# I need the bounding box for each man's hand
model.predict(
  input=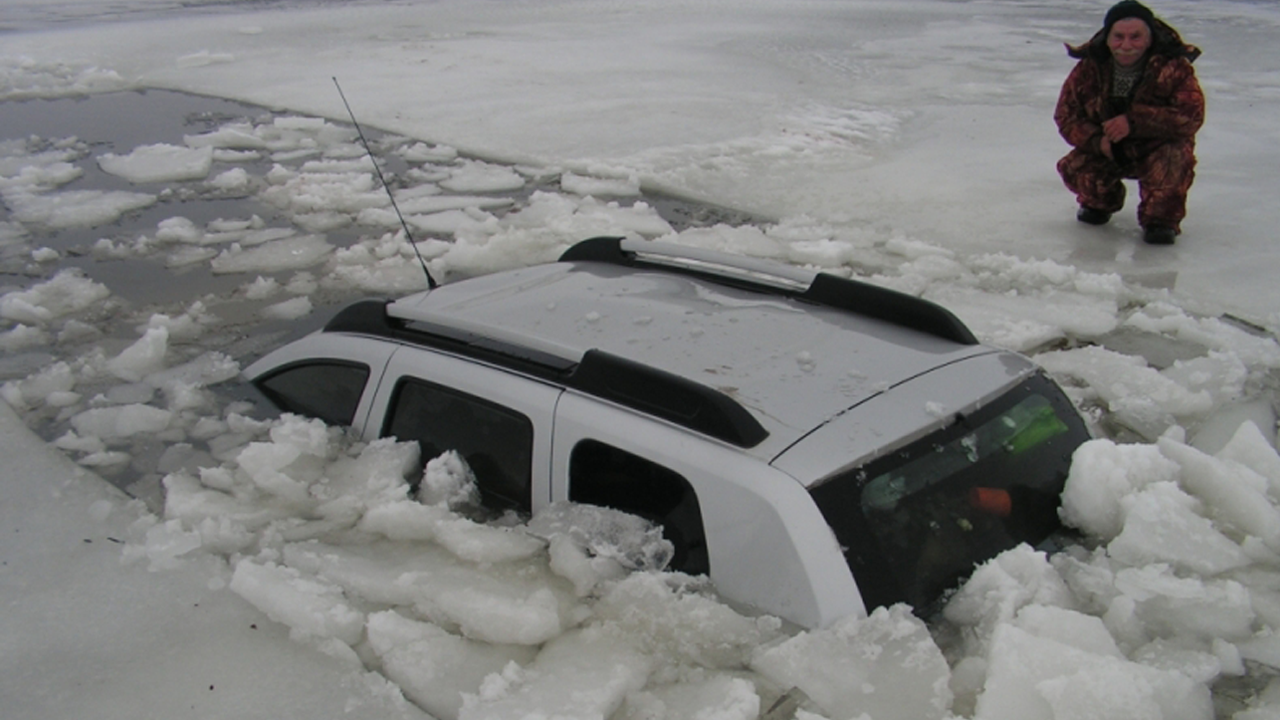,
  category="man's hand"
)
[1100,136,1114,159]
[1102,115,1131,143]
